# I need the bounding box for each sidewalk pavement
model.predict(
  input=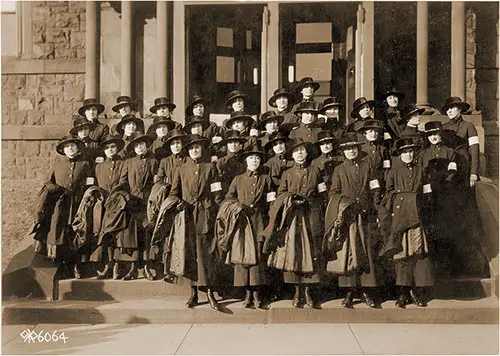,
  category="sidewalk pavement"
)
[2,323,498,355]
